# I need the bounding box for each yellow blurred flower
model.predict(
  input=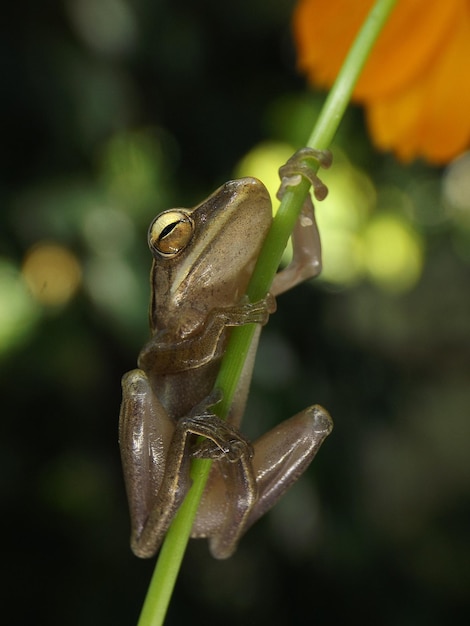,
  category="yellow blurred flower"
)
[294,0,470,164]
